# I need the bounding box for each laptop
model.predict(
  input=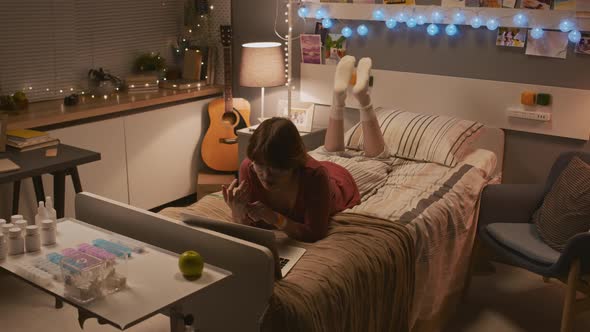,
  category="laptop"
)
[181,212,306,278]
